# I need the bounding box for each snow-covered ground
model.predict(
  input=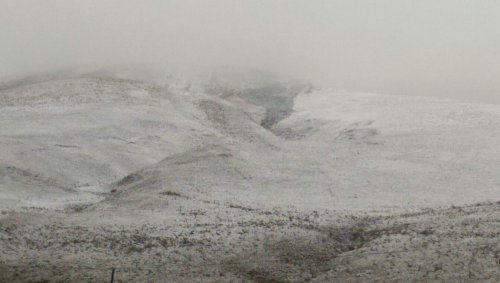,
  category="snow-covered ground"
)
[1,74,499,282]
